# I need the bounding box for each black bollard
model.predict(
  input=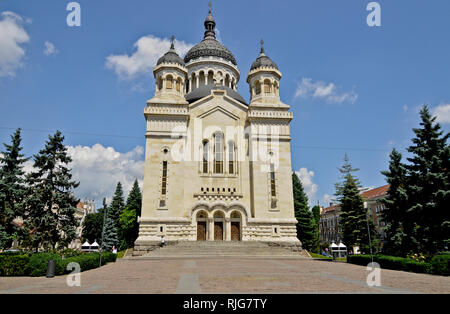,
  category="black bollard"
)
[46,259,56,278]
